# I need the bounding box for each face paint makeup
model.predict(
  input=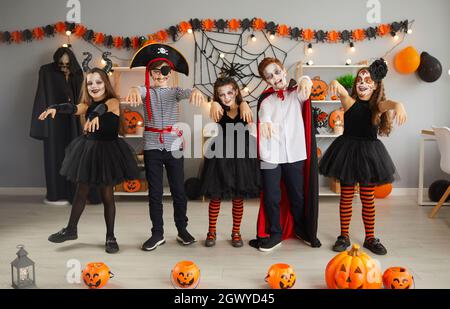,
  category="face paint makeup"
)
[263,63,287,90]
[356,69,377,99]
[217,84,238,108]
[87,72,106,101]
